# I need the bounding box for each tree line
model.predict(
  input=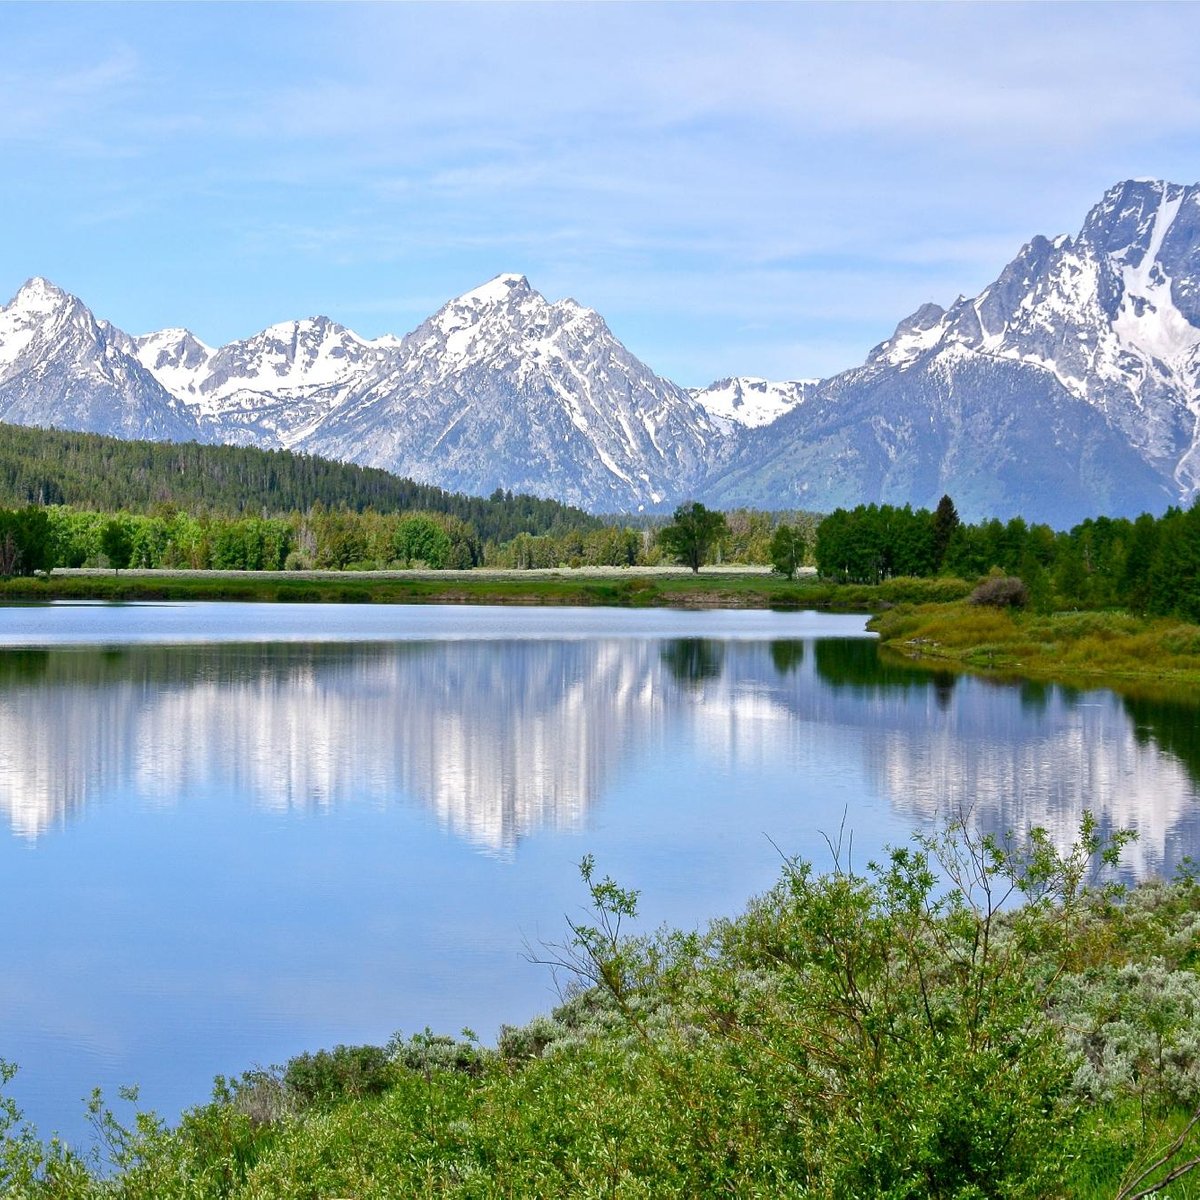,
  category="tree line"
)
[1,473,1196,624]
[815,495,1200,621]
[0,422,599,544]
[0,501,820,575]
